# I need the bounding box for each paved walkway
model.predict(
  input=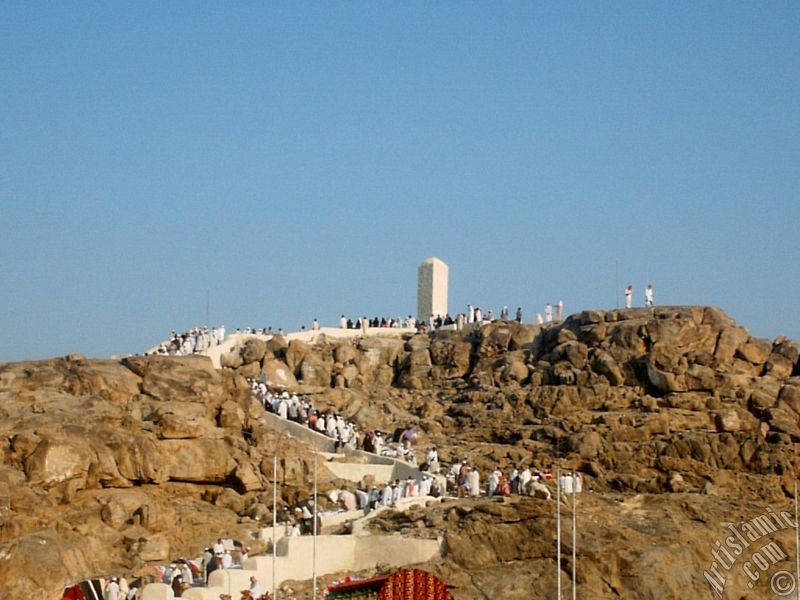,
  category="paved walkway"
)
[140,392,446,600]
